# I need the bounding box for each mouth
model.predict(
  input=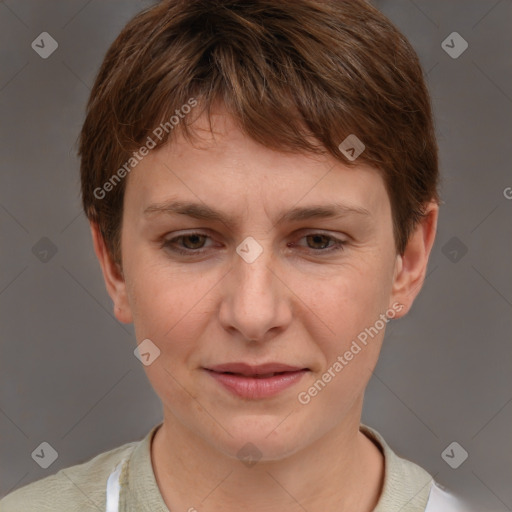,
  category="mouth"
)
[216,371,294,378]
[205,362,308,376]
[203,363,310,399]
